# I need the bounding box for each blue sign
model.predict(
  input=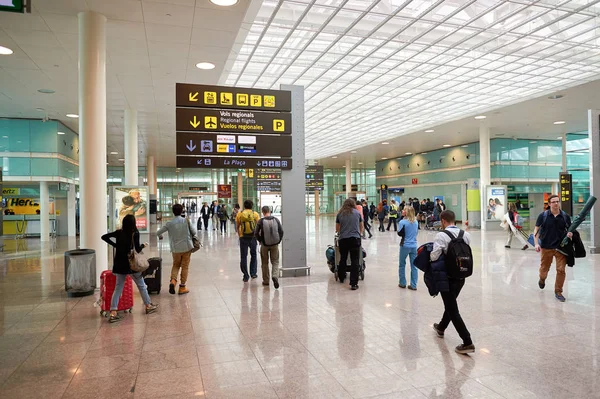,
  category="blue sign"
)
[491,188,505,196]
[238,145,256,154]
